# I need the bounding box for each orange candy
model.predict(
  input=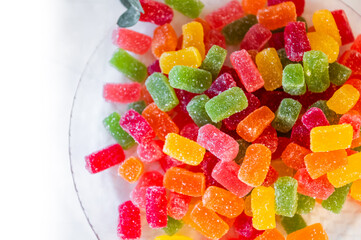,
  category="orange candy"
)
[183,202,210,236]
[194,18,211,39]
[281,142,311,170]
[352,136,361,148]
[255,228,285,240]
[237,106,275,142]
[286,223,328,240]
[152,24,178,59]
[242,0,267,15]
[142,103,179,141]
[257,2,297,30]
[244,195,253,216]
[141,85,154,104]
[118,157,144,183]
